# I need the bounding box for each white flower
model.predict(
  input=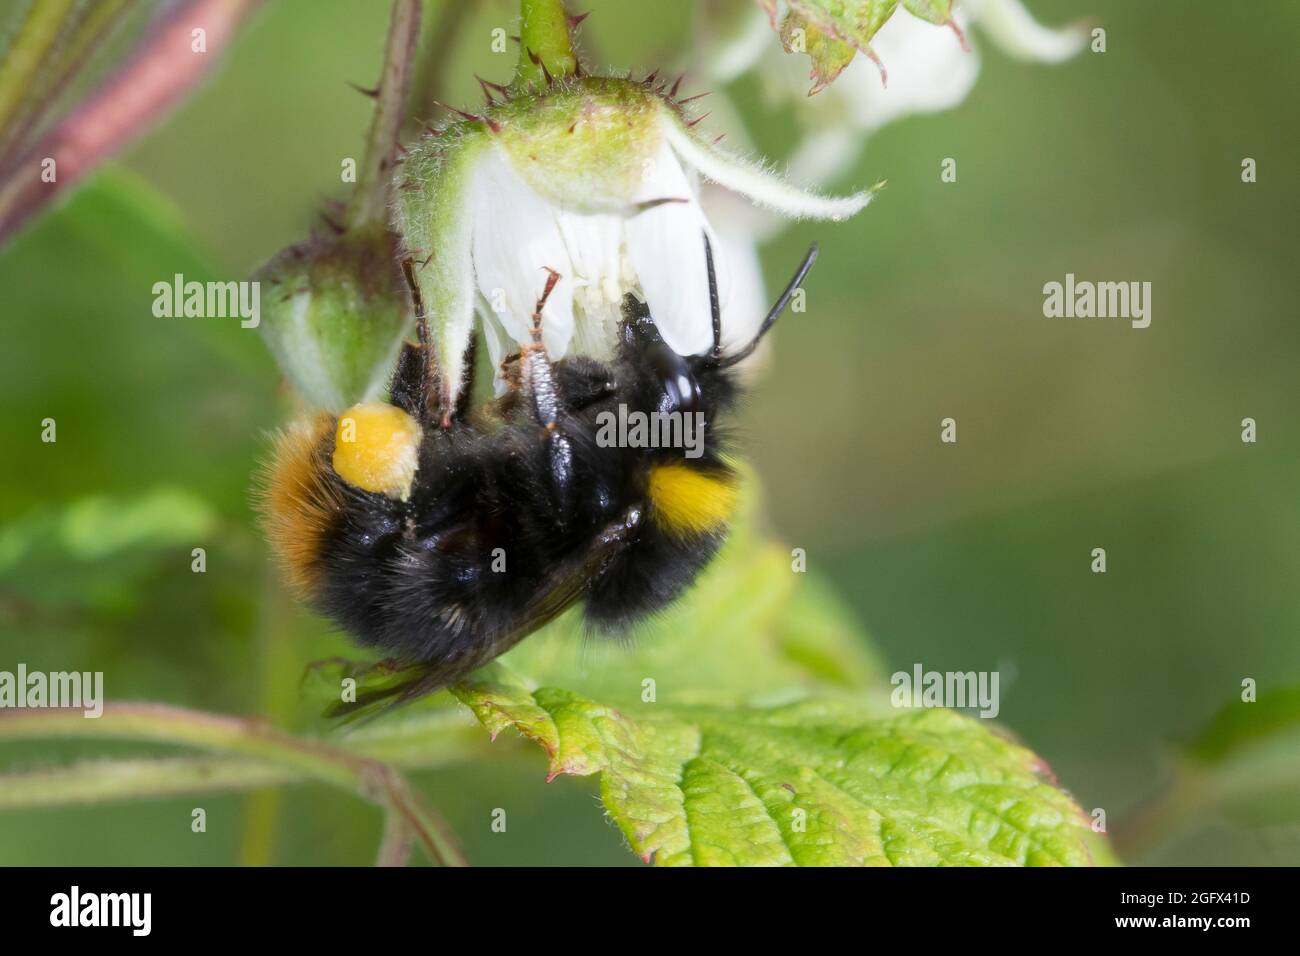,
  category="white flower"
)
[721,0,1090,186]
[395,77,877,406]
